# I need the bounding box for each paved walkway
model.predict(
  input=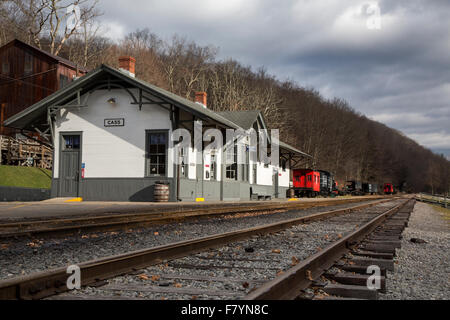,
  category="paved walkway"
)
[0,196,381,222]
